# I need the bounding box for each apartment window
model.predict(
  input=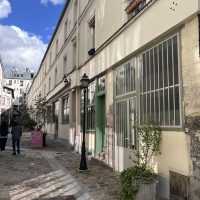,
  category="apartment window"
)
[115,59,136,96]
[63,56,67,75]
[14,80,16,84]
[21,74,23,77]
[20,80,23,86]
[49,77,51,92]
[49,52,52,67]
[62,96,69,123]
[72,39,77,68]
[56,39,59,56]
[2,97,5,105]
[73,0,77,25]
[88,15,95,53]
[140,35,180,126]
[31,73,34,78]
[115,97,137,148]
[55,68,57,86]
[87,81,96,130]
[64,19,68,40]
[9,80,12,86]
